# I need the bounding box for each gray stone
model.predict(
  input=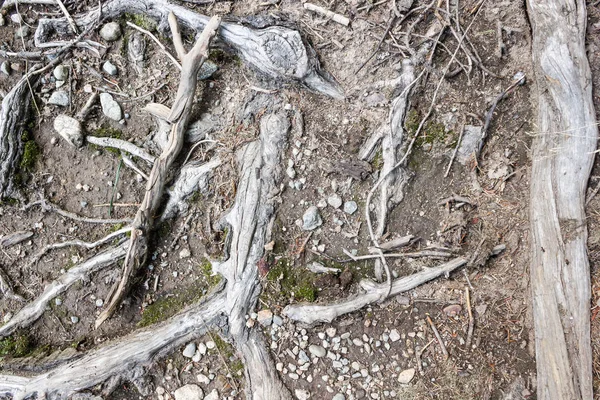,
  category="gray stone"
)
[197,60,218,80]
[332,394,346,400]
[174,384,204,400]
[456,125,482,164]
[398,368,415,384]
[308,344,326,358]
[196,373,210,384]
[53,65,68,81]
[14,25,29,39]
[327,194,342,209]
[103,60,118,76]
[0,61,10,75]
[389,329,400,342]
[204,390,218,400]
[182,342,196,358]
[99,22,121,41]
[295,389,310,400]
[10,14,21,24]
[302,206,322,231]
[70,316,79,324]
[298,350,310,365]
[54,115,83,147]
[95,299,104,307]
[343,201,358,215]
[48,91,70,107]
[100,92,122,121]
[272,315,284,326]
[257,309,273,326]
